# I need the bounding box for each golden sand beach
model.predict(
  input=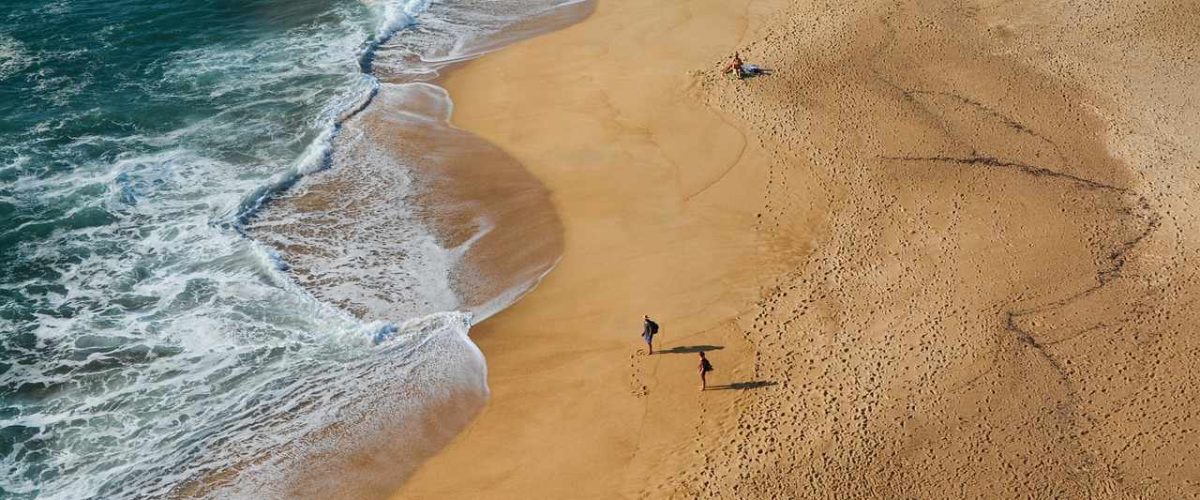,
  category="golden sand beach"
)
[393,0,1200,497]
